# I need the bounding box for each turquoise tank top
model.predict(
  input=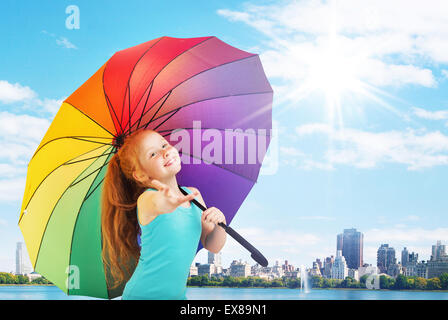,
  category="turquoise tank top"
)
[121,186,202,300]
